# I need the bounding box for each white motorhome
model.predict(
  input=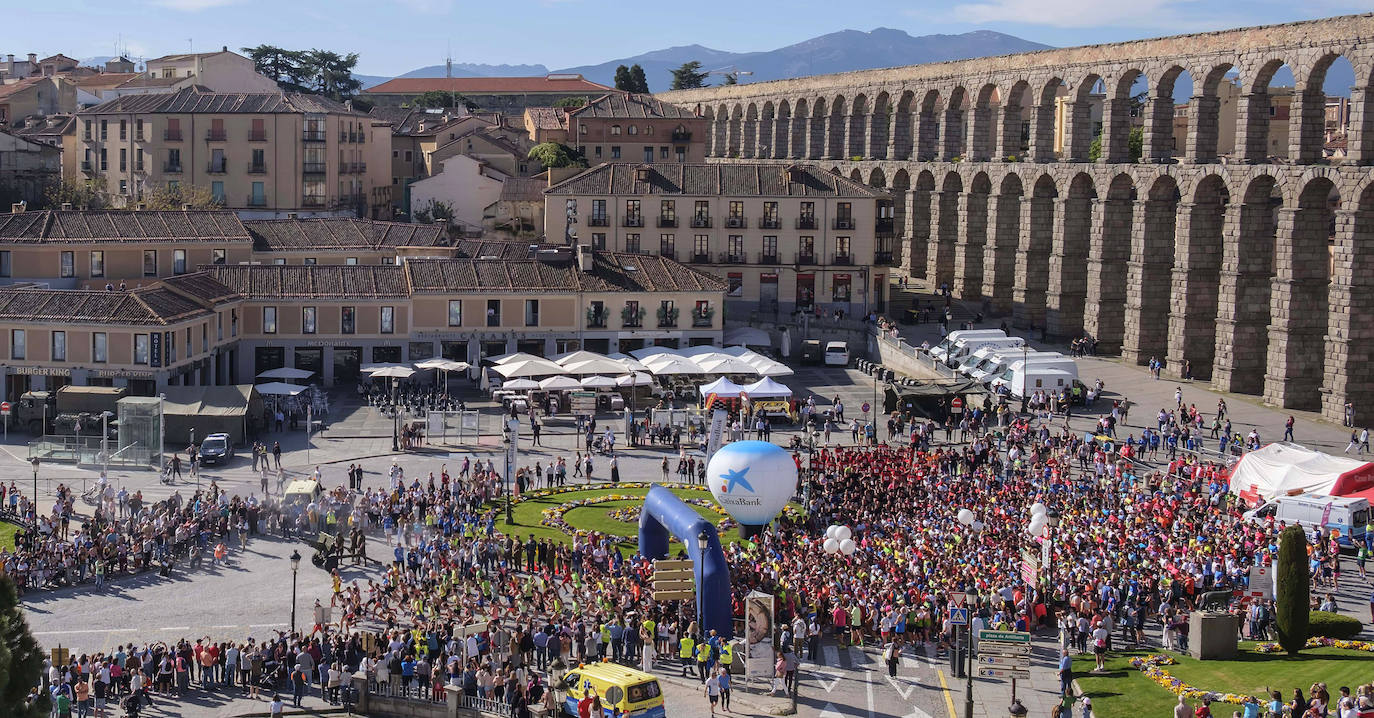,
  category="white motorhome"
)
[968,351,1067,382]
[991,363,1080,398]
[1243,494,1370,549]
[929,329,1005,362]
[946,336,1026,369]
